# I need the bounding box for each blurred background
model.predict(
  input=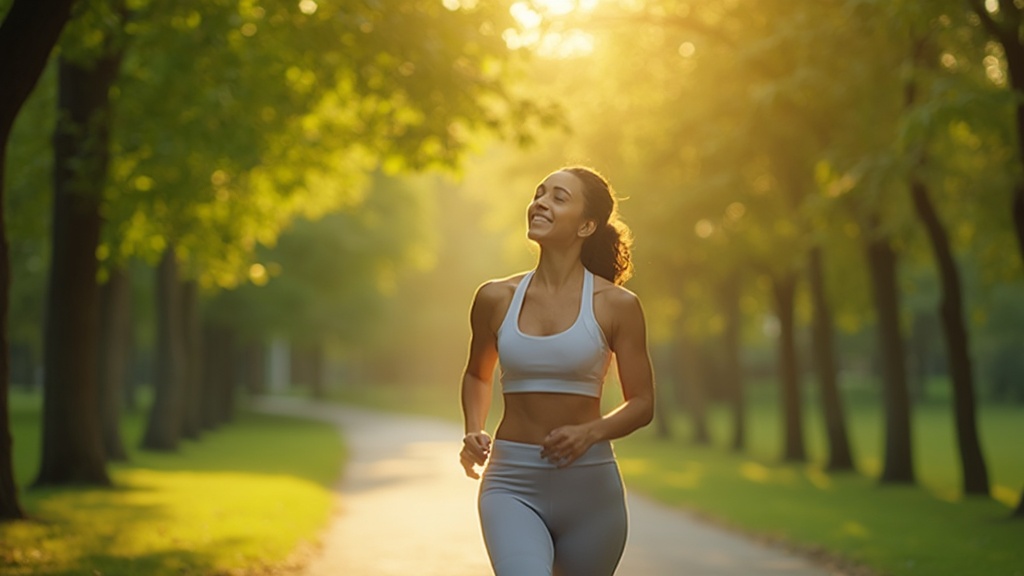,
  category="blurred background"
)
[2,0,1024,571]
